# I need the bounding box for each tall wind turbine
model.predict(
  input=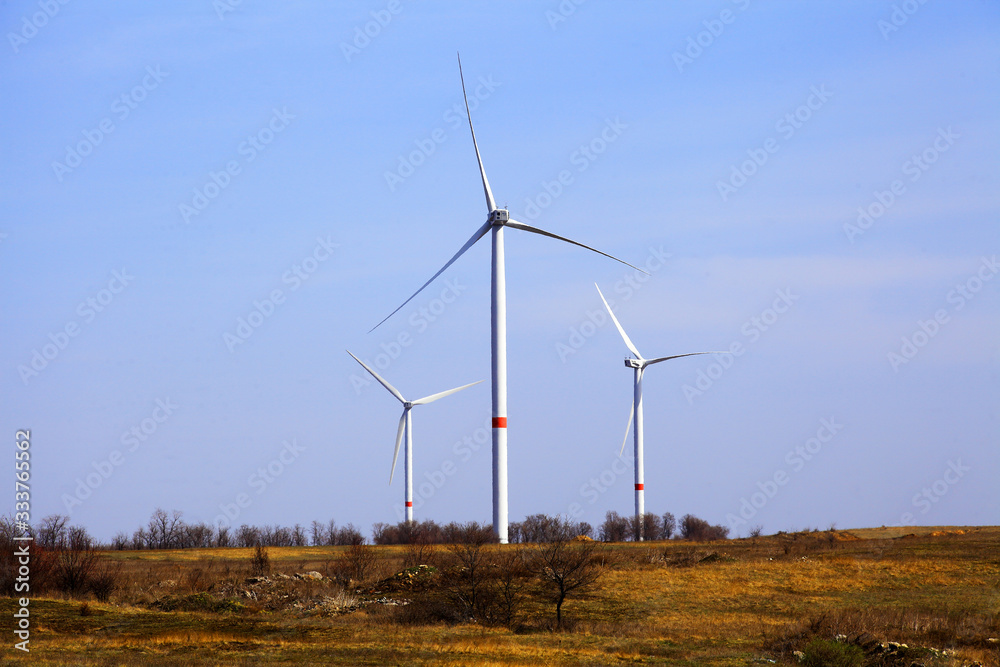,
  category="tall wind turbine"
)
[347,350,482,522]
[595,284,722,541]
[370,55,644,543]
